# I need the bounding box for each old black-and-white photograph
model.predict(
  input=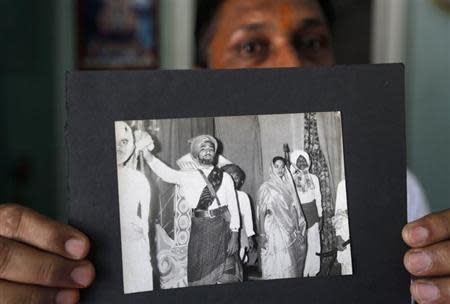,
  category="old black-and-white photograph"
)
[114,112,352,294]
